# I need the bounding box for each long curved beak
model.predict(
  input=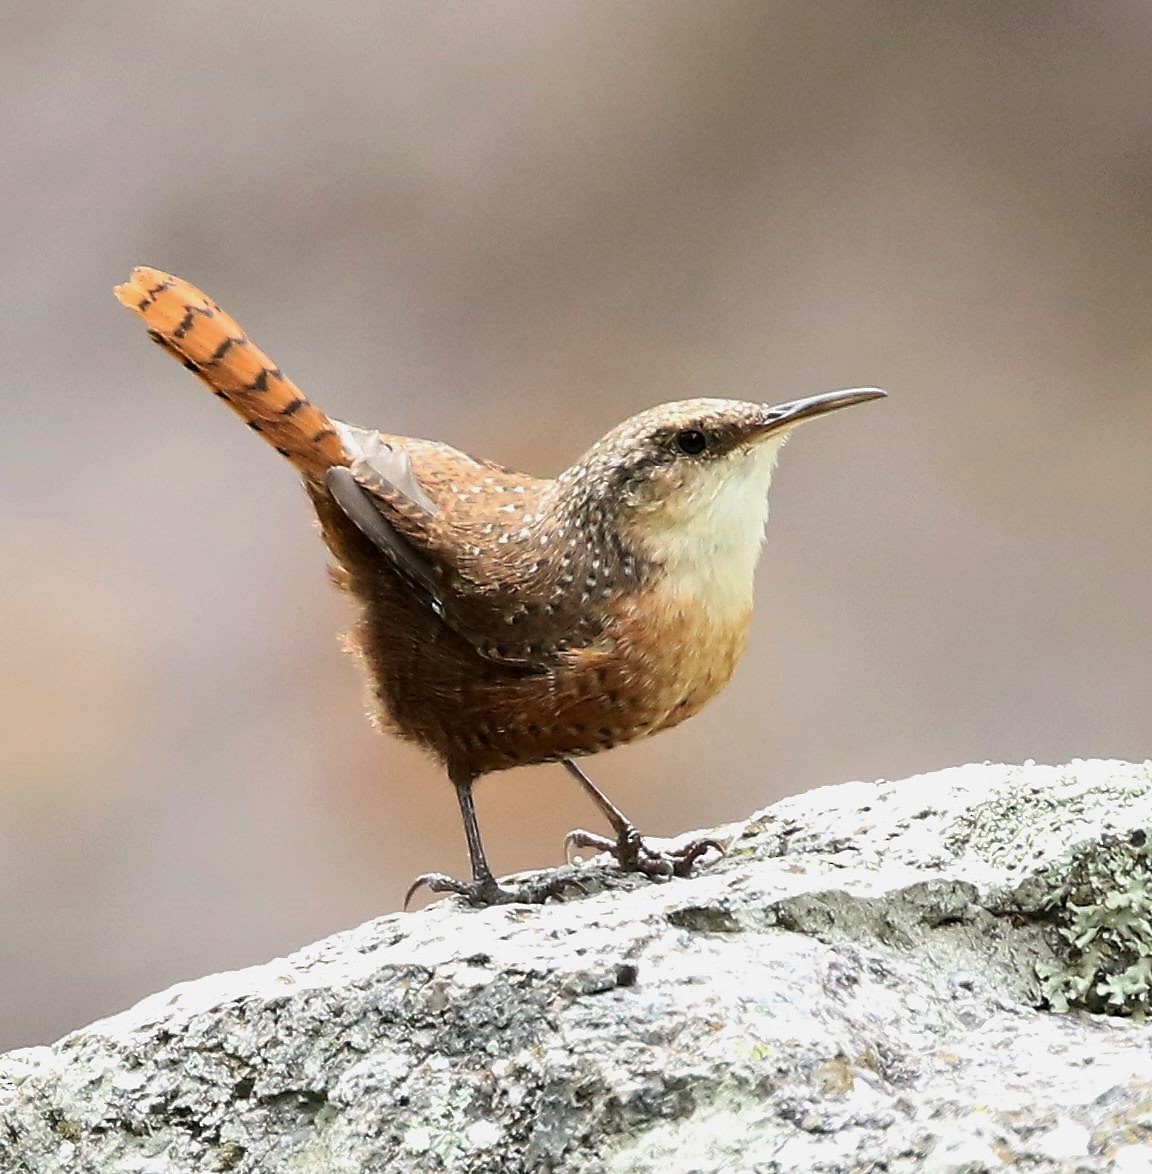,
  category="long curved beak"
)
[753,387,886,440]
